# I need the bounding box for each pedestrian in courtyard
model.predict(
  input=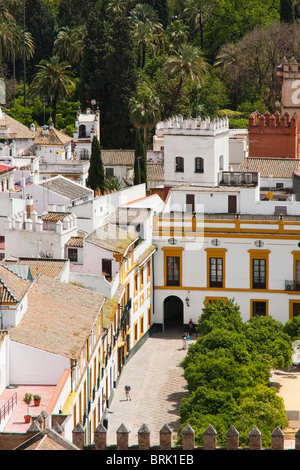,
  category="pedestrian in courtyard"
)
[186,333,190,348]
[188,318,194,335]
[182,333,187,350]
[125,385,131,401]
